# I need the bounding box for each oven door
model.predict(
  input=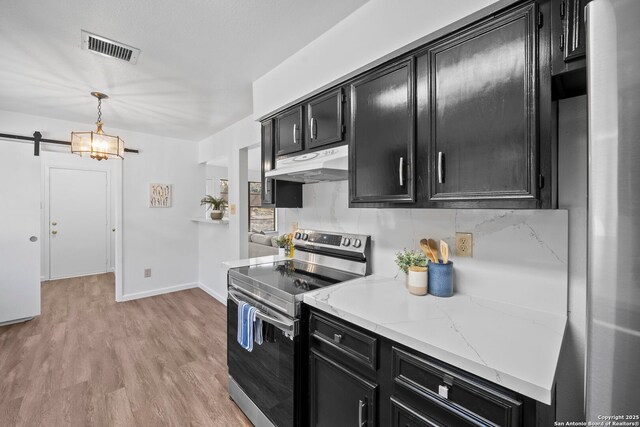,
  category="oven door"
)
[227,288,300,427]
